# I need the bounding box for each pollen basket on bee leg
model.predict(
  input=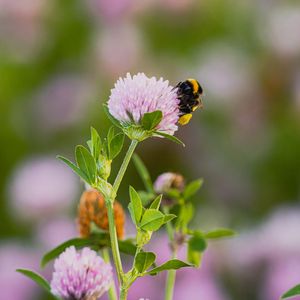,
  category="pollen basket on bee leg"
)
[178,114,193,125]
